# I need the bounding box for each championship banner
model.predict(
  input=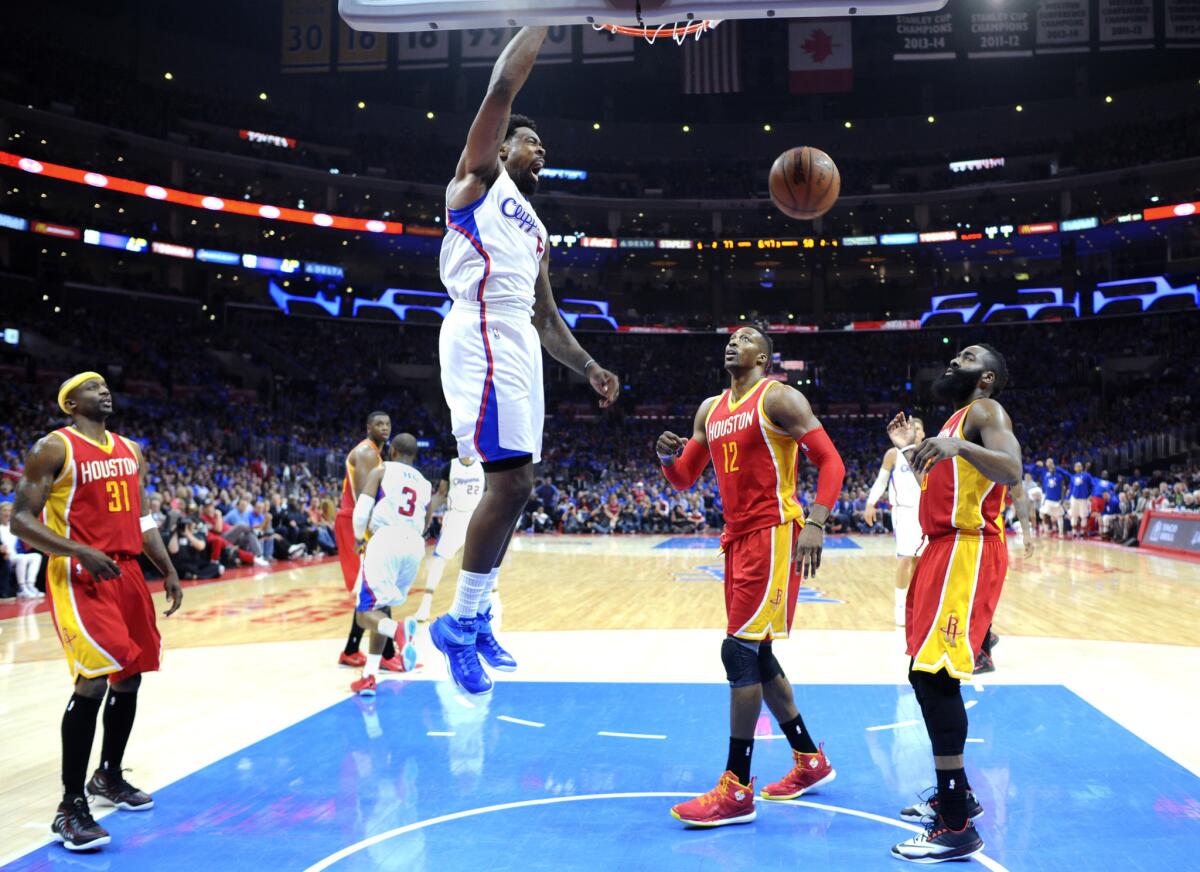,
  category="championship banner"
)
[281,0,332,73]
[893,10,956,61]
[395,30,450,69]
[788,19,853,93]
[963,0,1035,58]
[1166,0,1200,46]
[582,25,634,63]
[1035,0,1091,54]
[460,26,572,67]
[337,21,388,71]
[1098,0,1154,50]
